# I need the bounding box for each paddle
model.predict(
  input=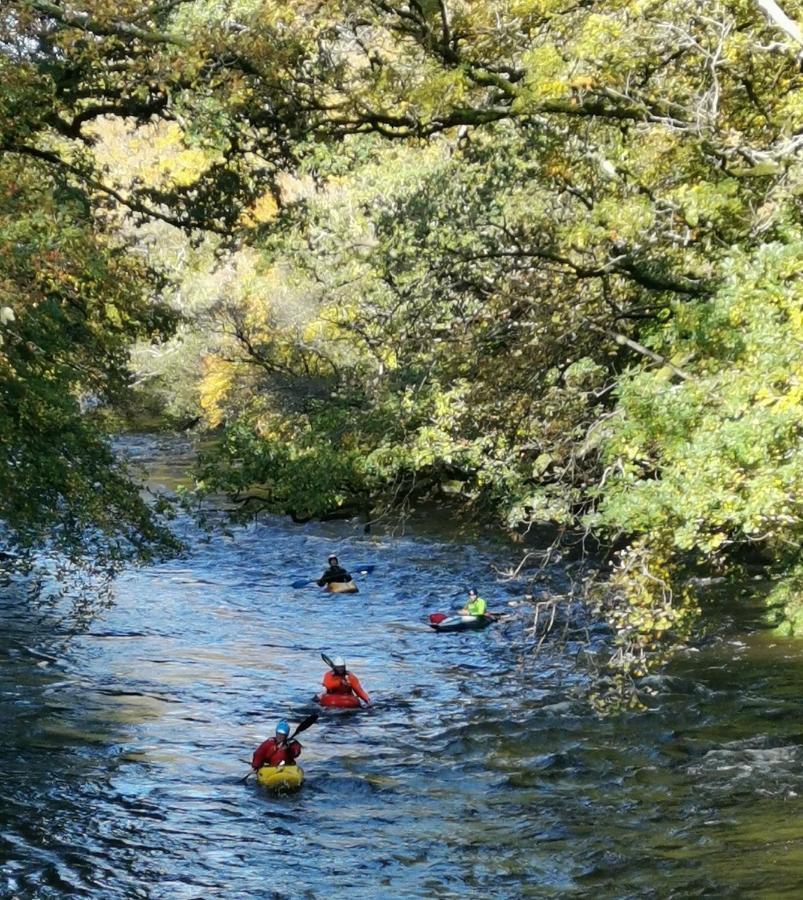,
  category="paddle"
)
[288,711,319,741]
[292,564,375,589]
[429,611,504,625]
[239,712,319,783]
